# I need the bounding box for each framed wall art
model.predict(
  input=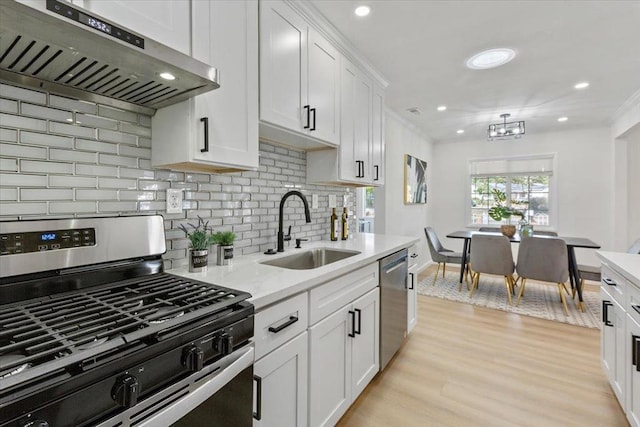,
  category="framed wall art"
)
[404,154,427,204]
